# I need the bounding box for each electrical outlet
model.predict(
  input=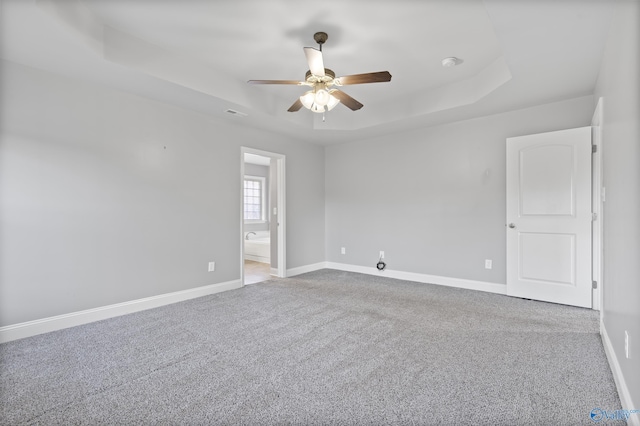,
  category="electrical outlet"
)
[341,247,346,255]
[485,259,492,269]
[379,251,385,259]
[208,261,215,272]
[625,330,629,359]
